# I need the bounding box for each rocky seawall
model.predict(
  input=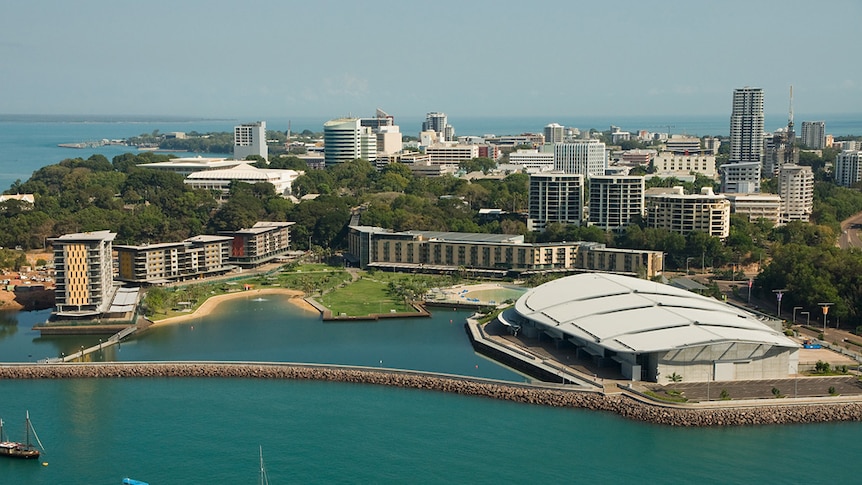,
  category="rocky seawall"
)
[2,363,861,427]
